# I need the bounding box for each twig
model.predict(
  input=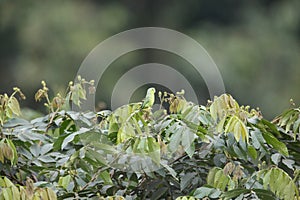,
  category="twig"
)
[80,166,110,191]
